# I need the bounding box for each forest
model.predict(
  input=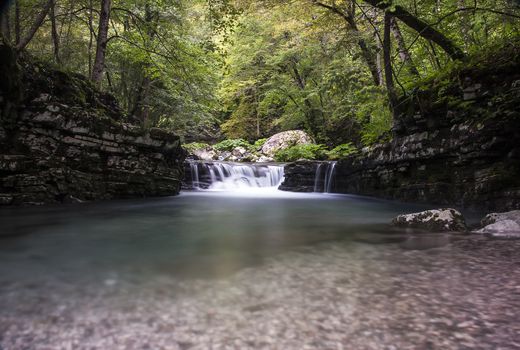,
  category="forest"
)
[2,1,520,348]
[1,0,518,155]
